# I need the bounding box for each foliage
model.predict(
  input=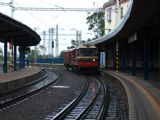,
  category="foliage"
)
[67,45,75,50]
[71,40,76,46]
[39,45,46,51]
[67,40,86,49]
[0,55,3,64]
[59,50,65,58]
[86,8,105,39]
[28,49,37,60]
